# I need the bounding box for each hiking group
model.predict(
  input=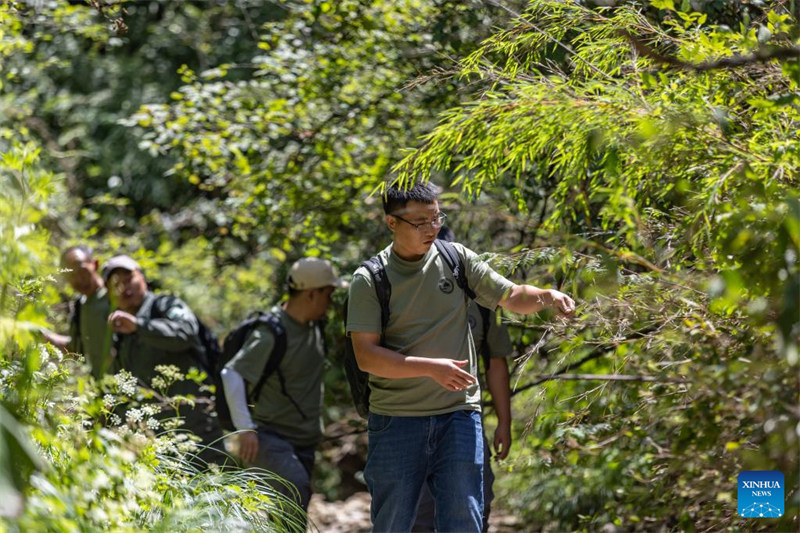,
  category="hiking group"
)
[45,181,575,533]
